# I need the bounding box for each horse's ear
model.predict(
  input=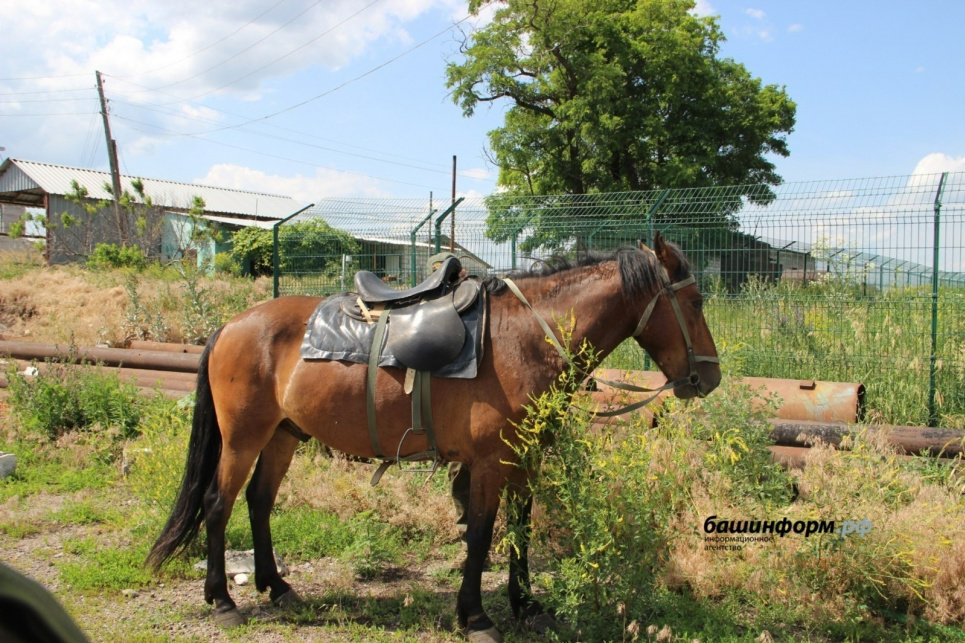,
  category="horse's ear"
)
[636,238,652,253]
[653,231,679,275]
